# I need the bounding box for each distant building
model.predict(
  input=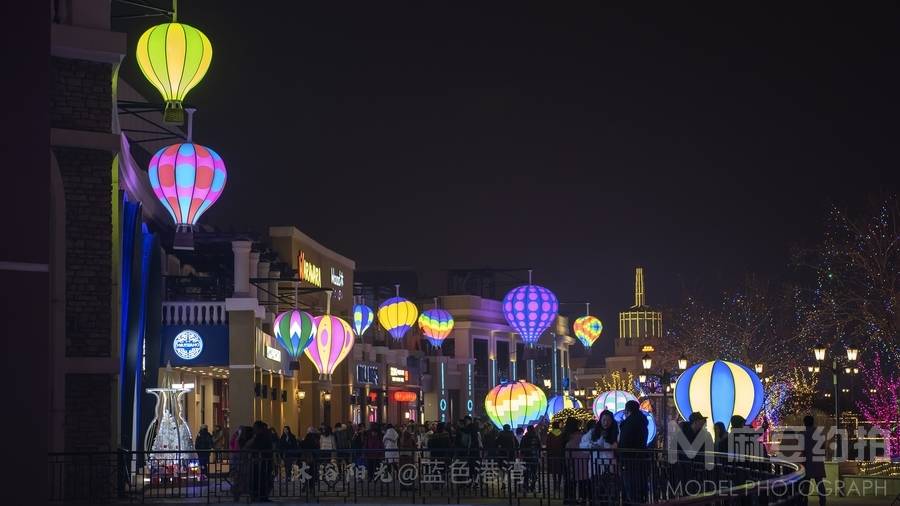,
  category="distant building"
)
[572,267,664,389]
